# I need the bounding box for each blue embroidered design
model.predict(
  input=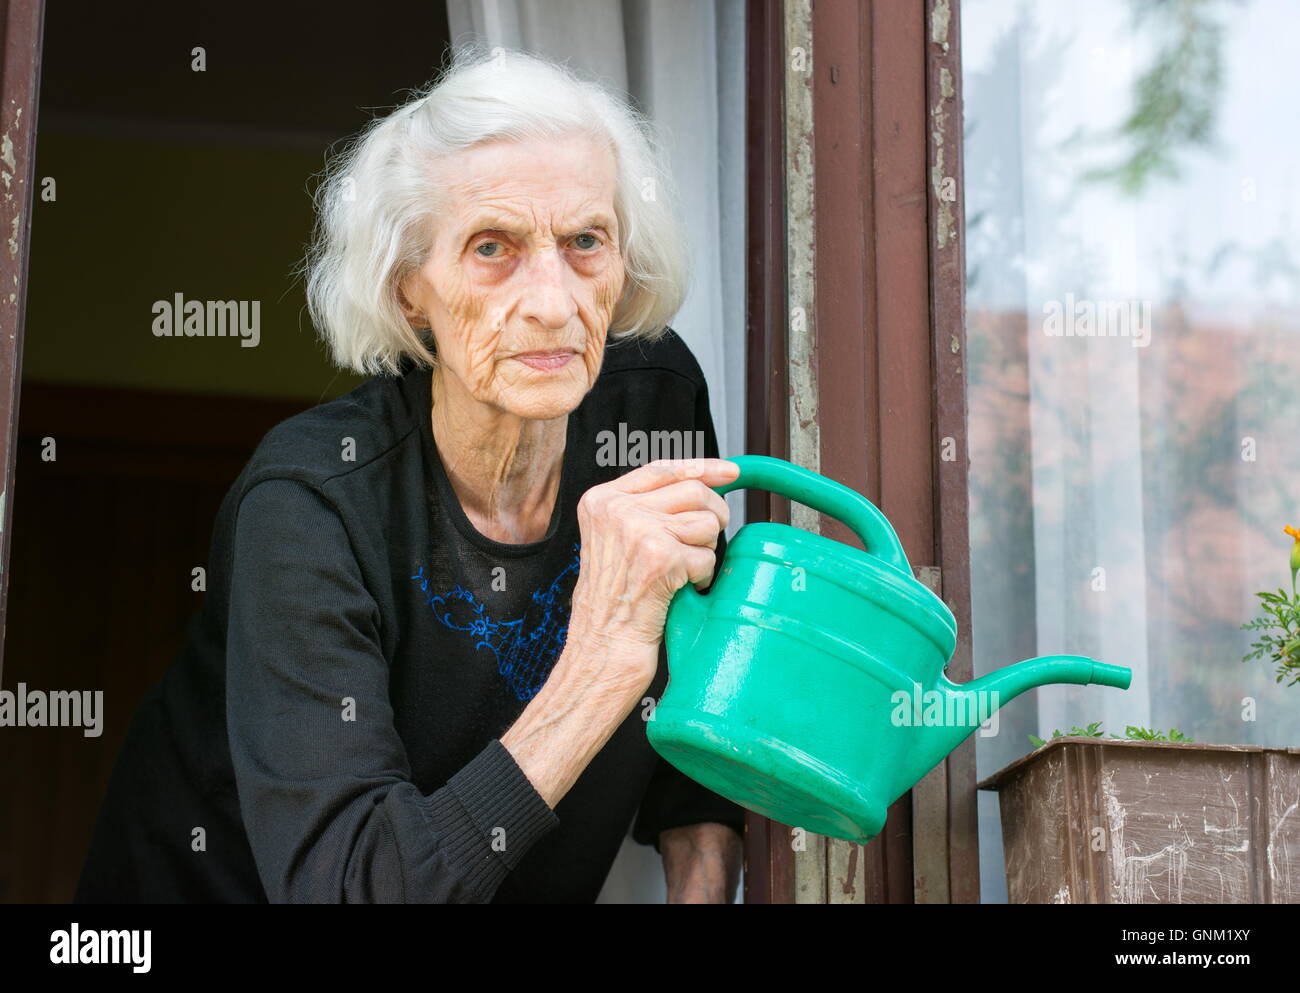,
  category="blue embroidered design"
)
[412,542,581,701]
